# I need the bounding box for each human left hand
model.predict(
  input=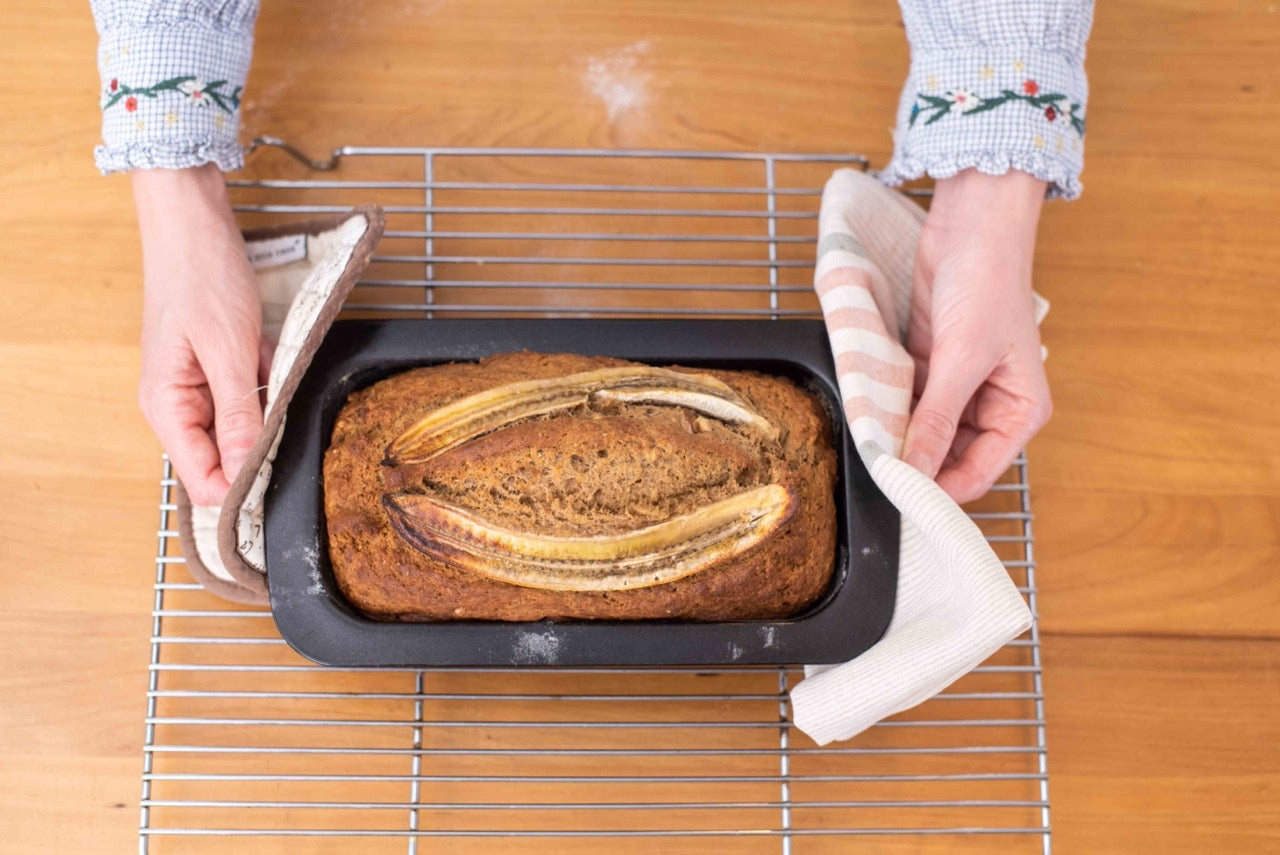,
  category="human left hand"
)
[133,164,267,507]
